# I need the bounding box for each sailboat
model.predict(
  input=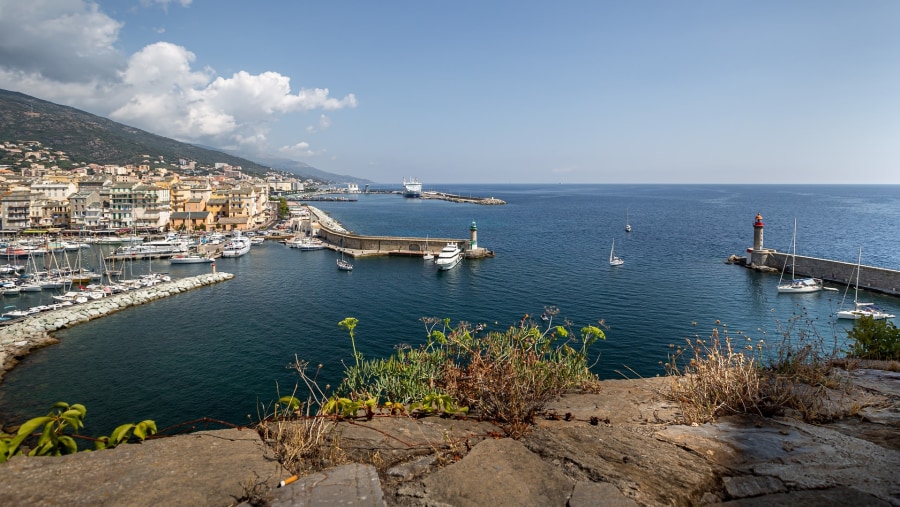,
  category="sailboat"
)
[625,209,631,233]
[336,237,353,271]
[609,239,624,266]
[423,235,434,261]
[776,219,823,293]
[836,248,895,320]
